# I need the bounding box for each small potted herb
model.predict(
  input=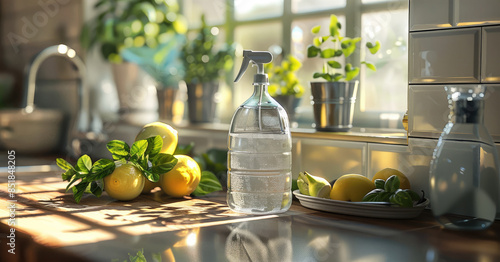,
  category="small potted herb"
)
[307,14,380,132]
[182,14,235,123]
[81,0,186,65]
[81,0,187,122]
[266,54,304,123]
